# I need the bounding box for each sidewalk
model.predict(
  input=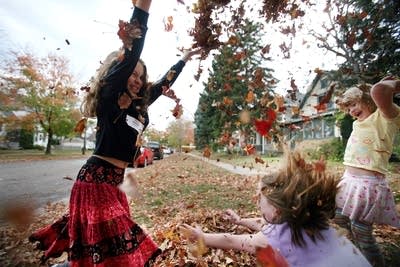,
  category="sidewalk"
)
[187,153,273,176]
